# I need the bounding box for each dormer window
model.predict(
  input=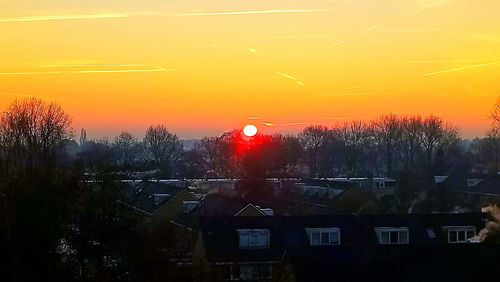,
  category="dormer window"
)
[237,229,270,248]
[444,226,476,243]
[375,227,409,244]
[151,194,170,205]
[183,201,199,213]
[306,228,341,246]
